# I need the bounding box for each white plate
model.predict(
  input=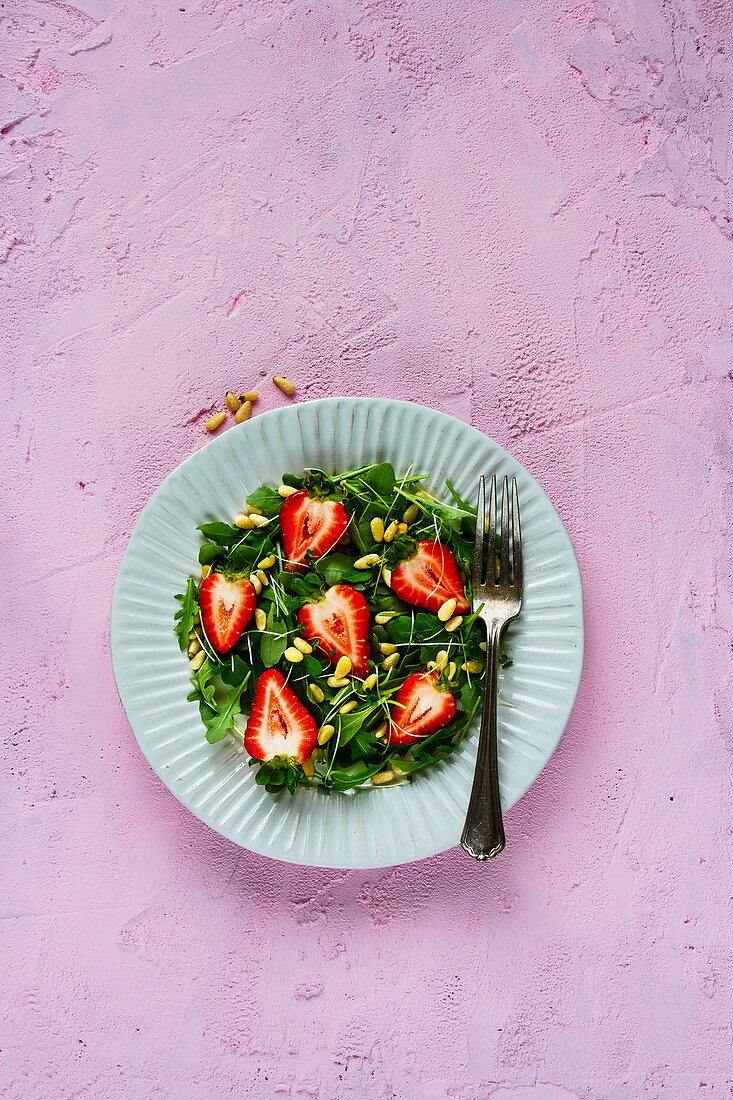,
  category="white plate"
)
[111,398,583,868]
